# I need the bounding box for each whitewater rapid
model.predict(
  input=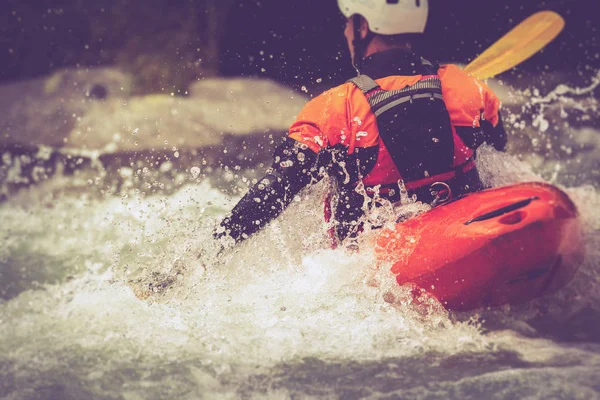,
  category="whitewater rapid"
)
[0,71,599,399]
